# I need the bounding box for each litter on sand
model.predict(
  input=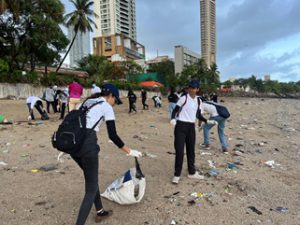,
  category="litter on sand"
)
[270,207,288,213]
[248,206,262,215]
